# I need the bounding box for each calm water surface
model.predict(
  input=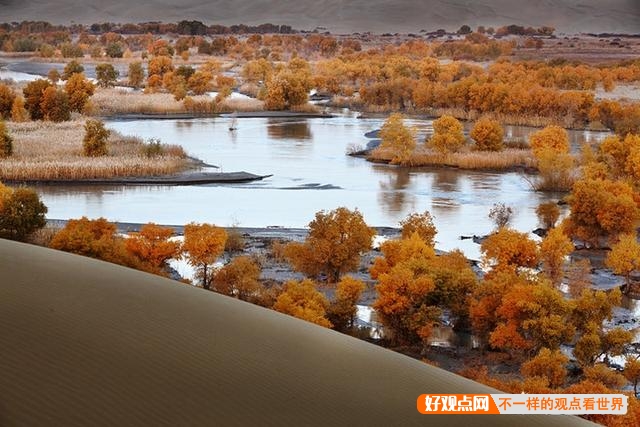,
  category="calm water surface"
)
[33,114,612,259]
